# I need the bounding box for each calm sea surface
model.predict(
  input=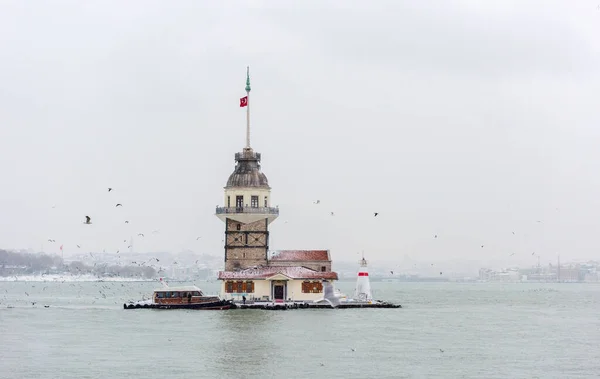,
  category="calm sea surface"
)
[1,280,599,379]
